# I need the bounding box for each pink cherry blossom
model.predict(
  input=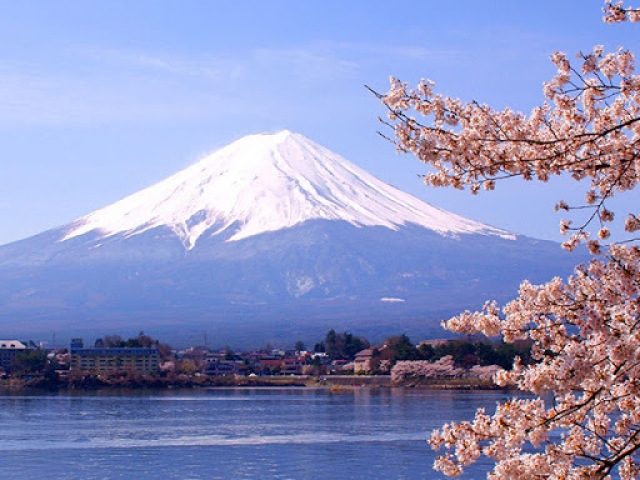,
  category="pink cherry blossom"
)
[375,2,640,479]
[375,2,640,250]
